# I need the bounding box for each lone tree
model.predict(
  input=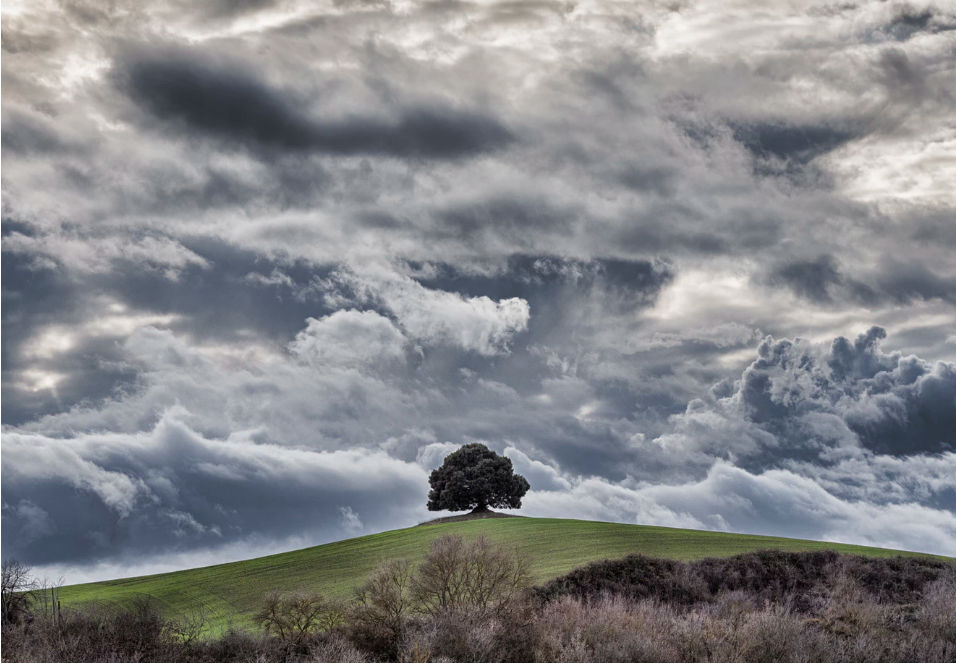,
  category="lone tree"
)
[427,443,530,513]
